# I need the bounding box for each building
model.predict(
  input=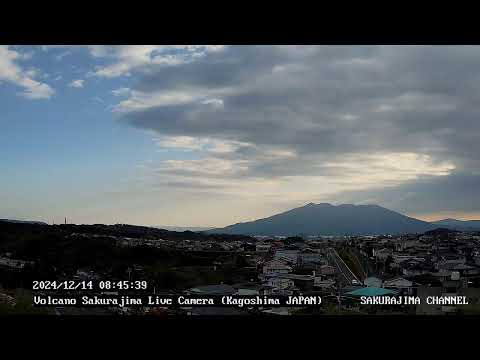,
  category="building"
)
[383,277,414,295]
[262,276,296,296]
[314,278,336,289]
[256,243,272,253]
[185,284,237,296]
[363,276,383,288]
[319,264,336,276]
[0,256,34,270]
[232,283,262,296]
[0,292,16,306]
[346,287,398,297]
[373,248,393,261]
[262,260,292,275]
[274,249,300,265]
